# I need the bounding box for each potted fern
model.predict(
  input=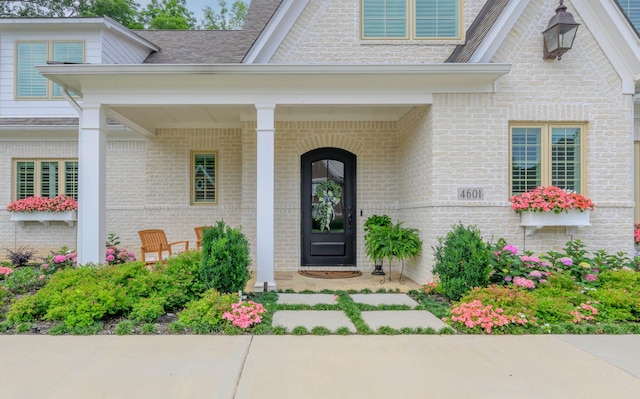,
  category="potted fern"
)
[364,214,391,275]
[365,216,422,281]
